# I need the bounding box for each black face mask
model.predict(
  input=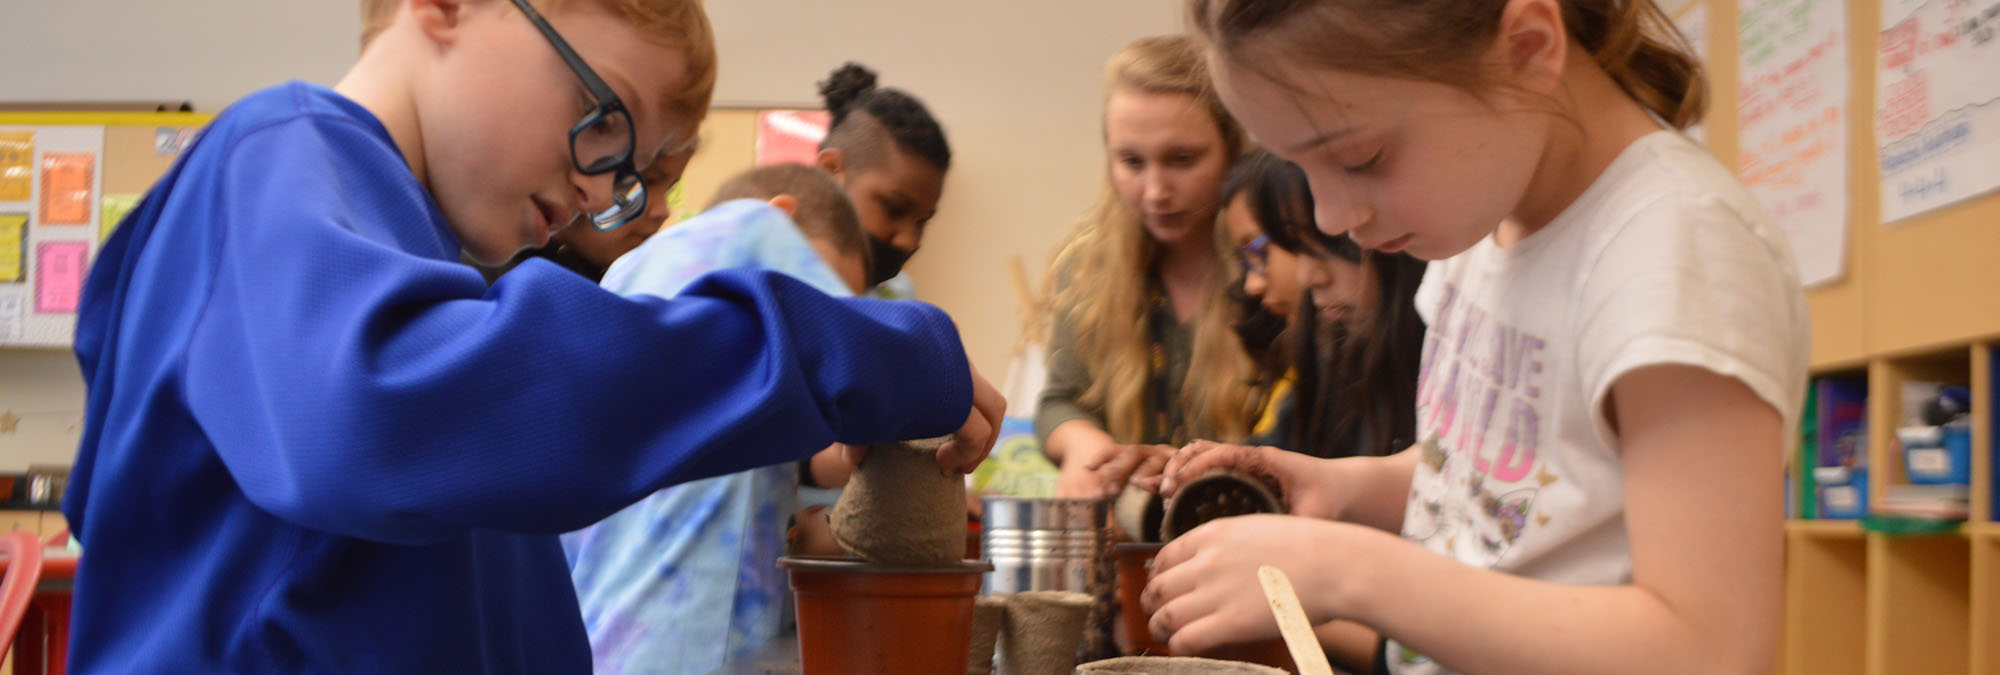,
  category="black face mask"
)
[1230,280,1287,361]
[865,235,914,288]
